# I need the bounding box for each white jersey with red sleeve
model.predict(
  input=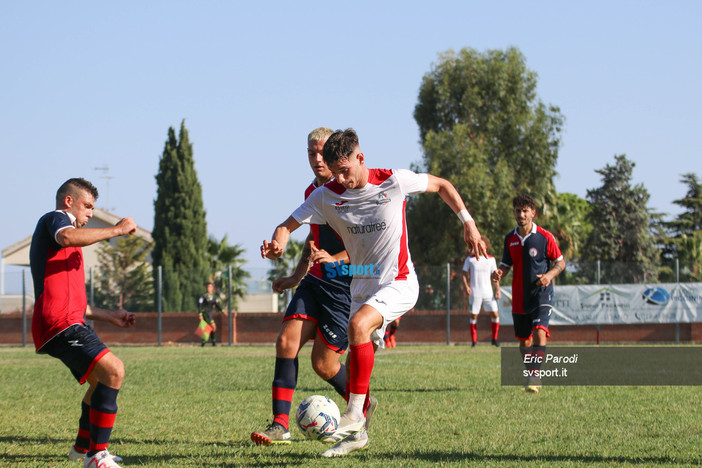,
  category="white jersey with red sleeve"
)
[291,168,428,302]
